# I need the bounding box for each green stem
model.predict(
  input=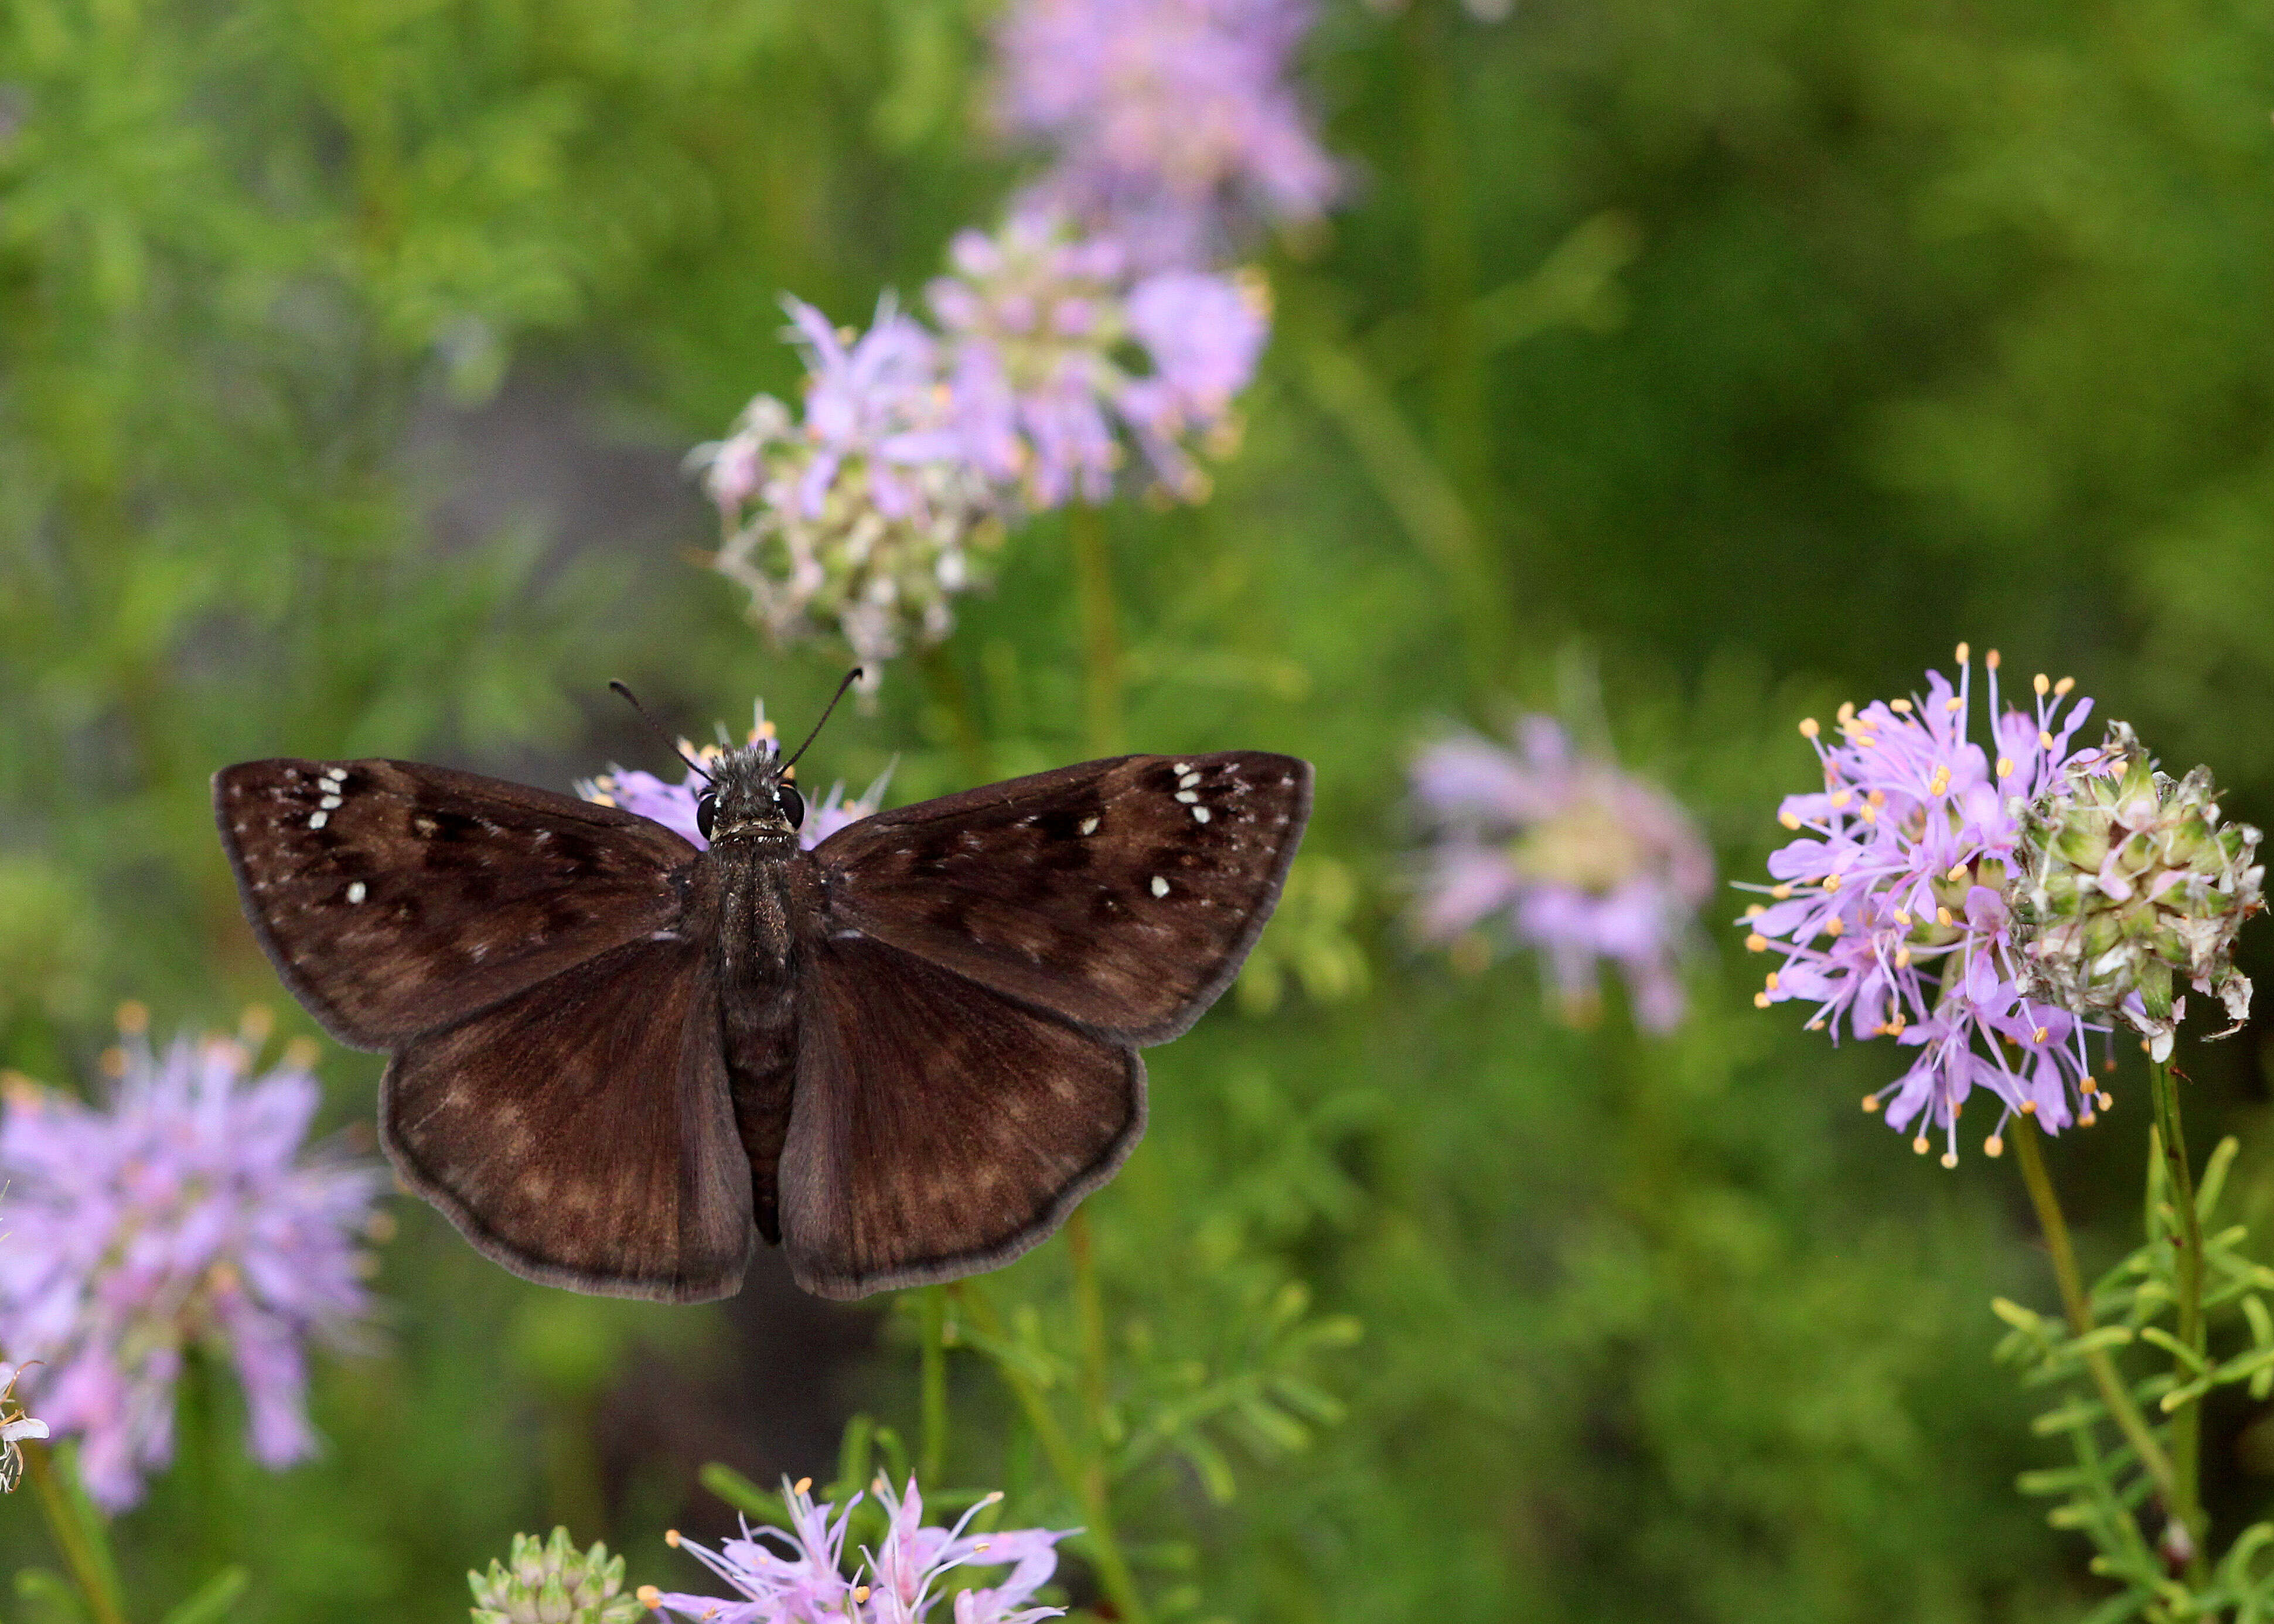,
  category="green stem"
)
[1399,0,1487,508]
[959,1283,1148,1624]
[919,1287,949,1487]
[24,1444,131,1624]
[918,643,991,783]
[1066,1209,1111,1440]
[2150,1058,2209,1578]
[180,1346,233,1570]
[1068,504,1122,756]
[2010,1118,2180,1512]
